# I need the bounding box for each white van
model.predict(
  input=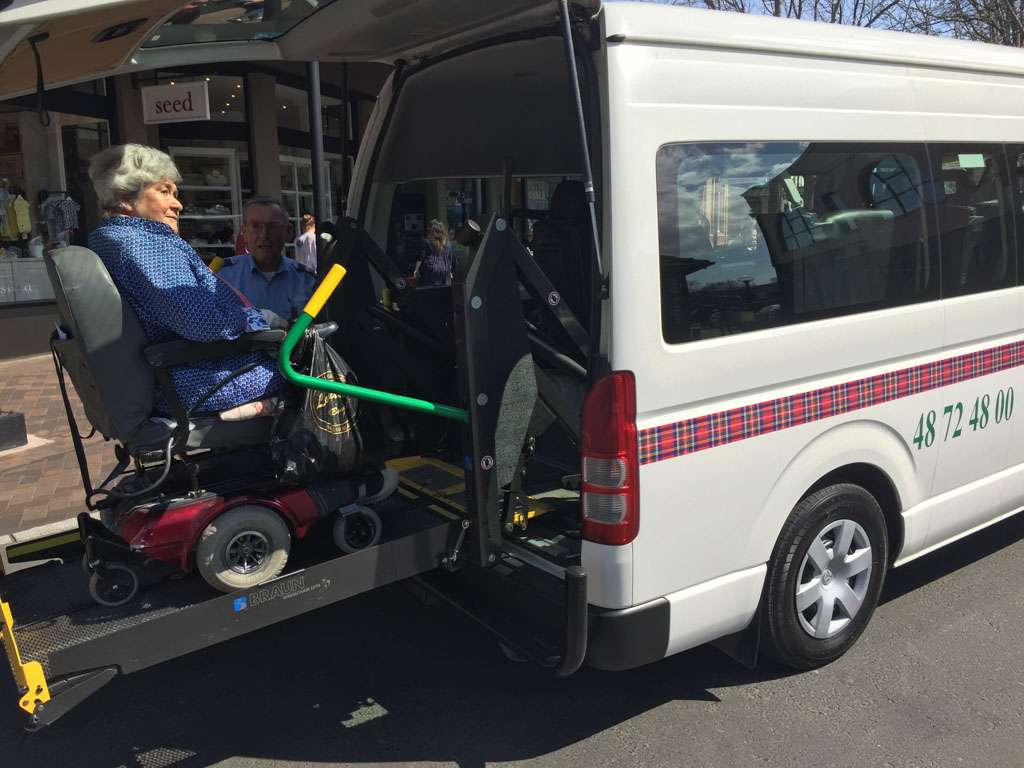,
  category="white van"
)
[346,1,1024,670]
[2,0,1023,726]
